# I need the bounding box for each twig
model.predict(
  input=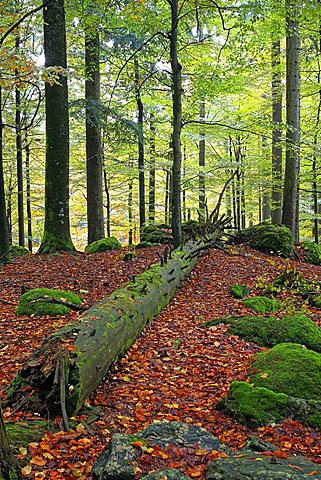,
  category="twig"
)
[31,296,88,312]
[0,298,16,306]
